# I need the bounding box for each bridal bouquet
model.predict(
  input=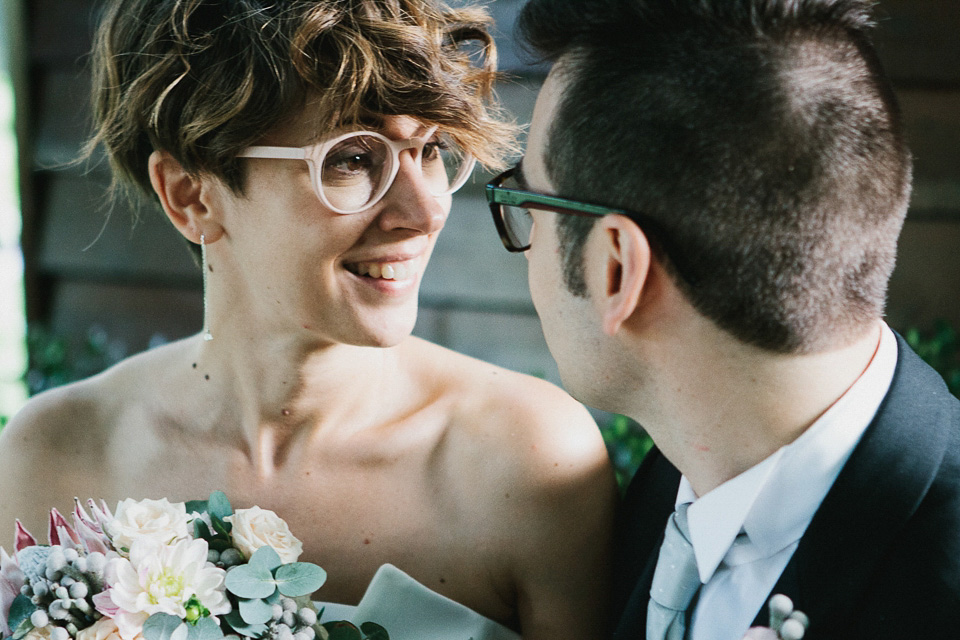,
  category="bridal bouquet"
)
[0,493,386,640]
